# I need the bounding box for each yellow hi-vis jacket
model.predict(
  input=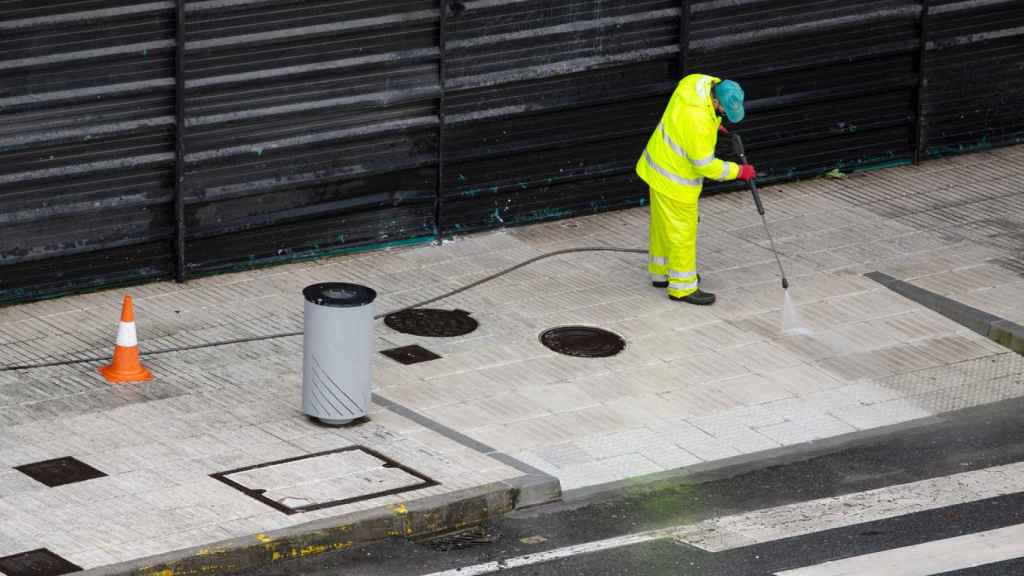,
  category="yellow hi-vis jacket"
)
[636,74,741,203]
